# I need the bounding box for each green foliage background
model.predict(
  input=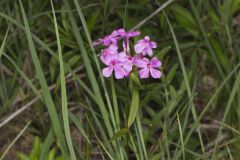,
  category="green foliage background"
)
[0,0,240,159]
